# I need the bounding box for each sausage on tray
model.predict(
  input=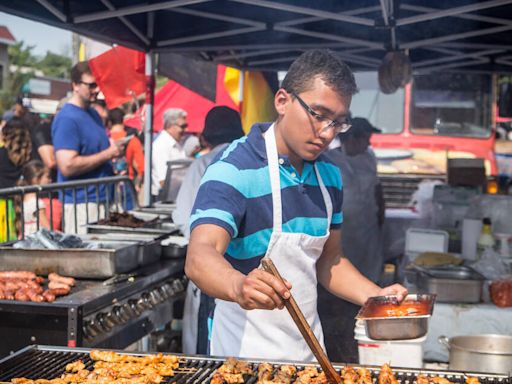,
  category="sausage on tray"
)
[48,281,71,291]
[48,272,75,287]
[0,271,37,280]
[48,287,71,297]
[42,290,56,302]
[14,289,30,301]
